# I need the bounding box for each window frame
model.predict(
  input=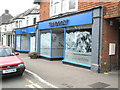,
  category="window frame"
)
[50,0,78,17]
